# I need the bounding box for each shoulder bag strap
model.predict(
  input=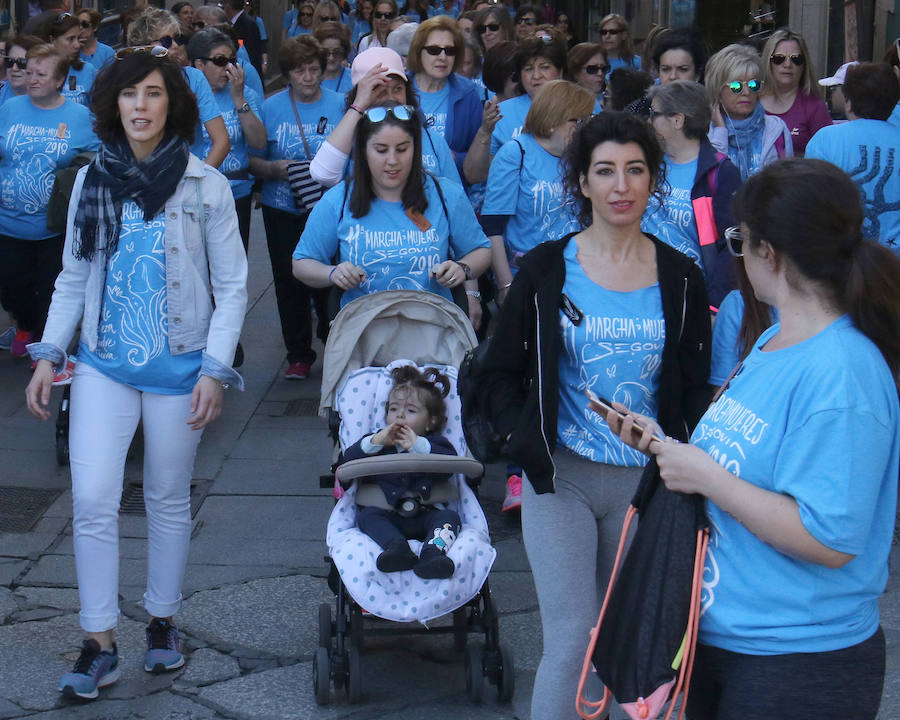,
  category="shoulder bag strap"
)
[288,88,314,160]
